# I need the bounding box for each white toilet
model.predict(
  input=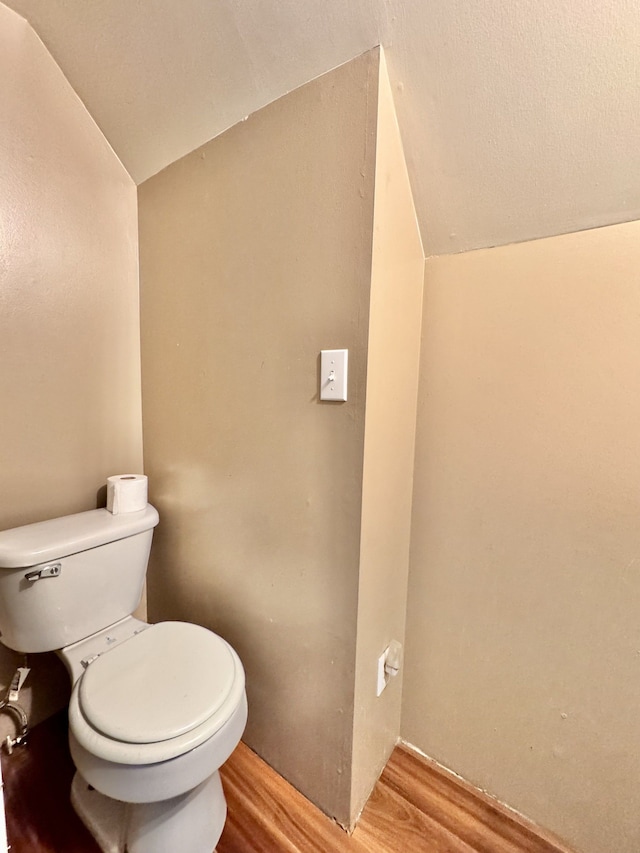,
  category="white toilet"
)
[0,504,247,853]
